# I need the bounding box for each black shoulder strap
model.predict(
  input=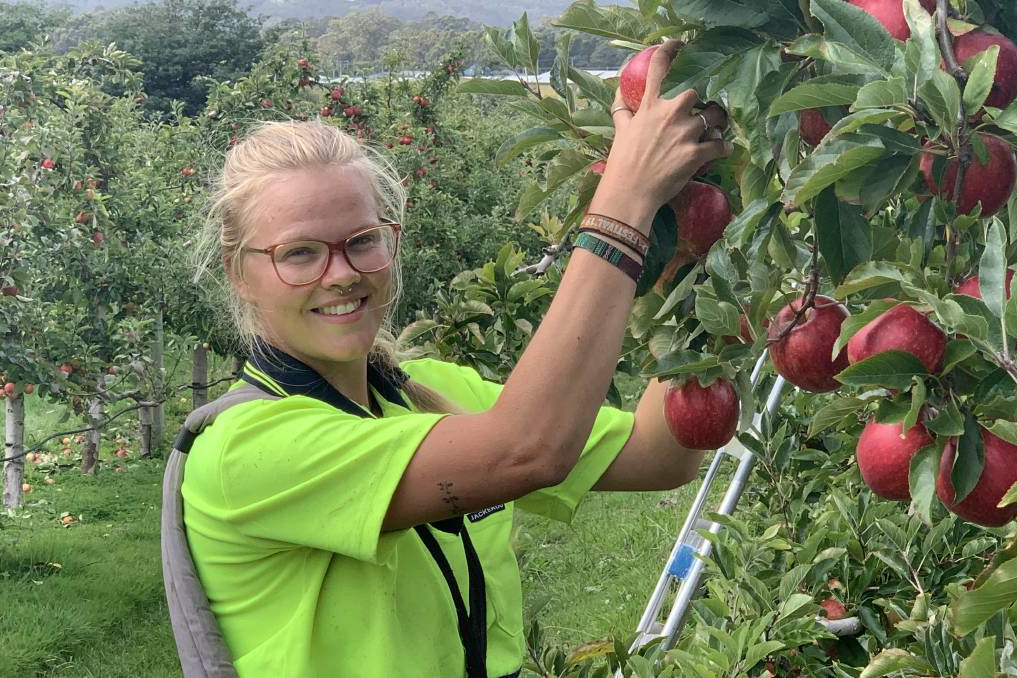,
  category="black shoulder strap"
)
[415,519,488,678]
